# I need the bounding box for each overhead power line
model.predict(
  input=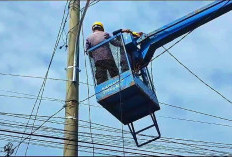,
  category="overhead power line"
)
[162,46,232,105]
[0,72,93,86]
[1,88,232,128]
[13,105,65,154]
[0,118,230,155]
[0,121,230,156]
[160,102,232,122]
[14,1,70,154]
[0,128,182,156]
[1,111,232,151]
